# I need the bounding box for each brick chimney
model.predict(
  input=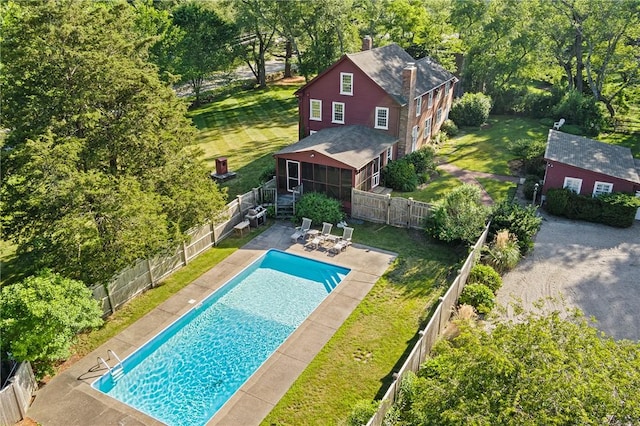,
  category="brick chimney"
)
[397,62,417,158]
[361,35,372,51]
